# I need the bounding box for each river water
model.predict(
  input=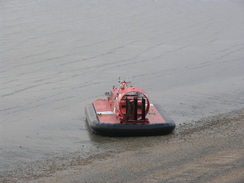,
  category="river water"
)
[1,0,244,176]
